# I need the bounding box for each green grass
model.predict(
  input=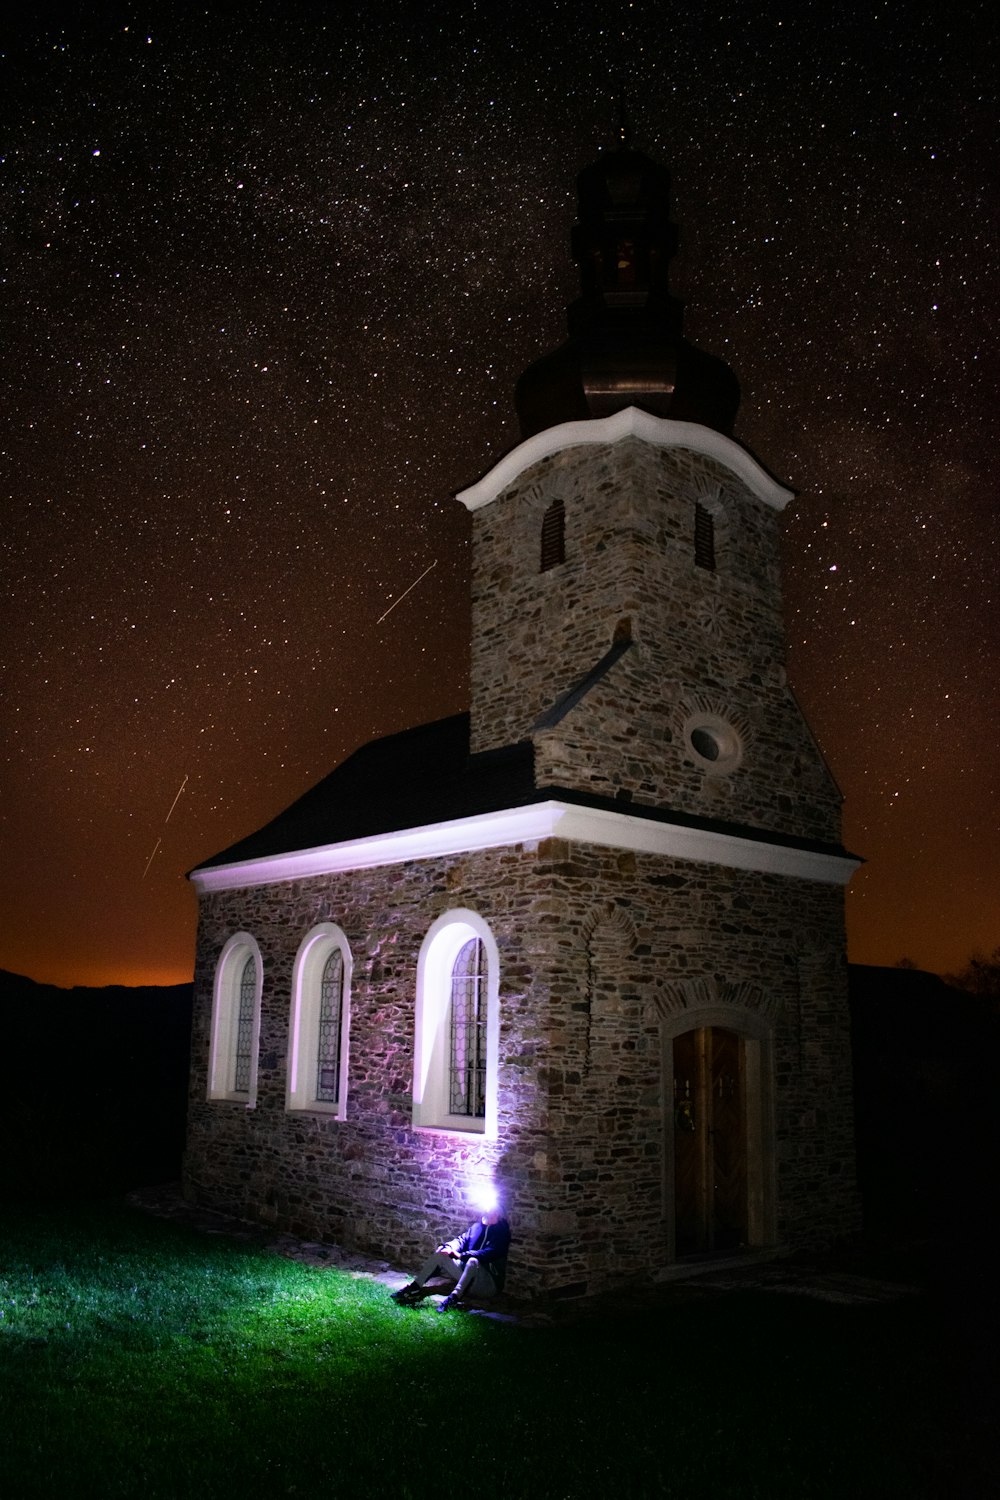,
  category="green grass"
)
[0,1202,991,1498]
